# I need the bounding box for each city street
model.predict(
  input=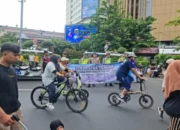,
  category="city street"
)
[18,78,168,130]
